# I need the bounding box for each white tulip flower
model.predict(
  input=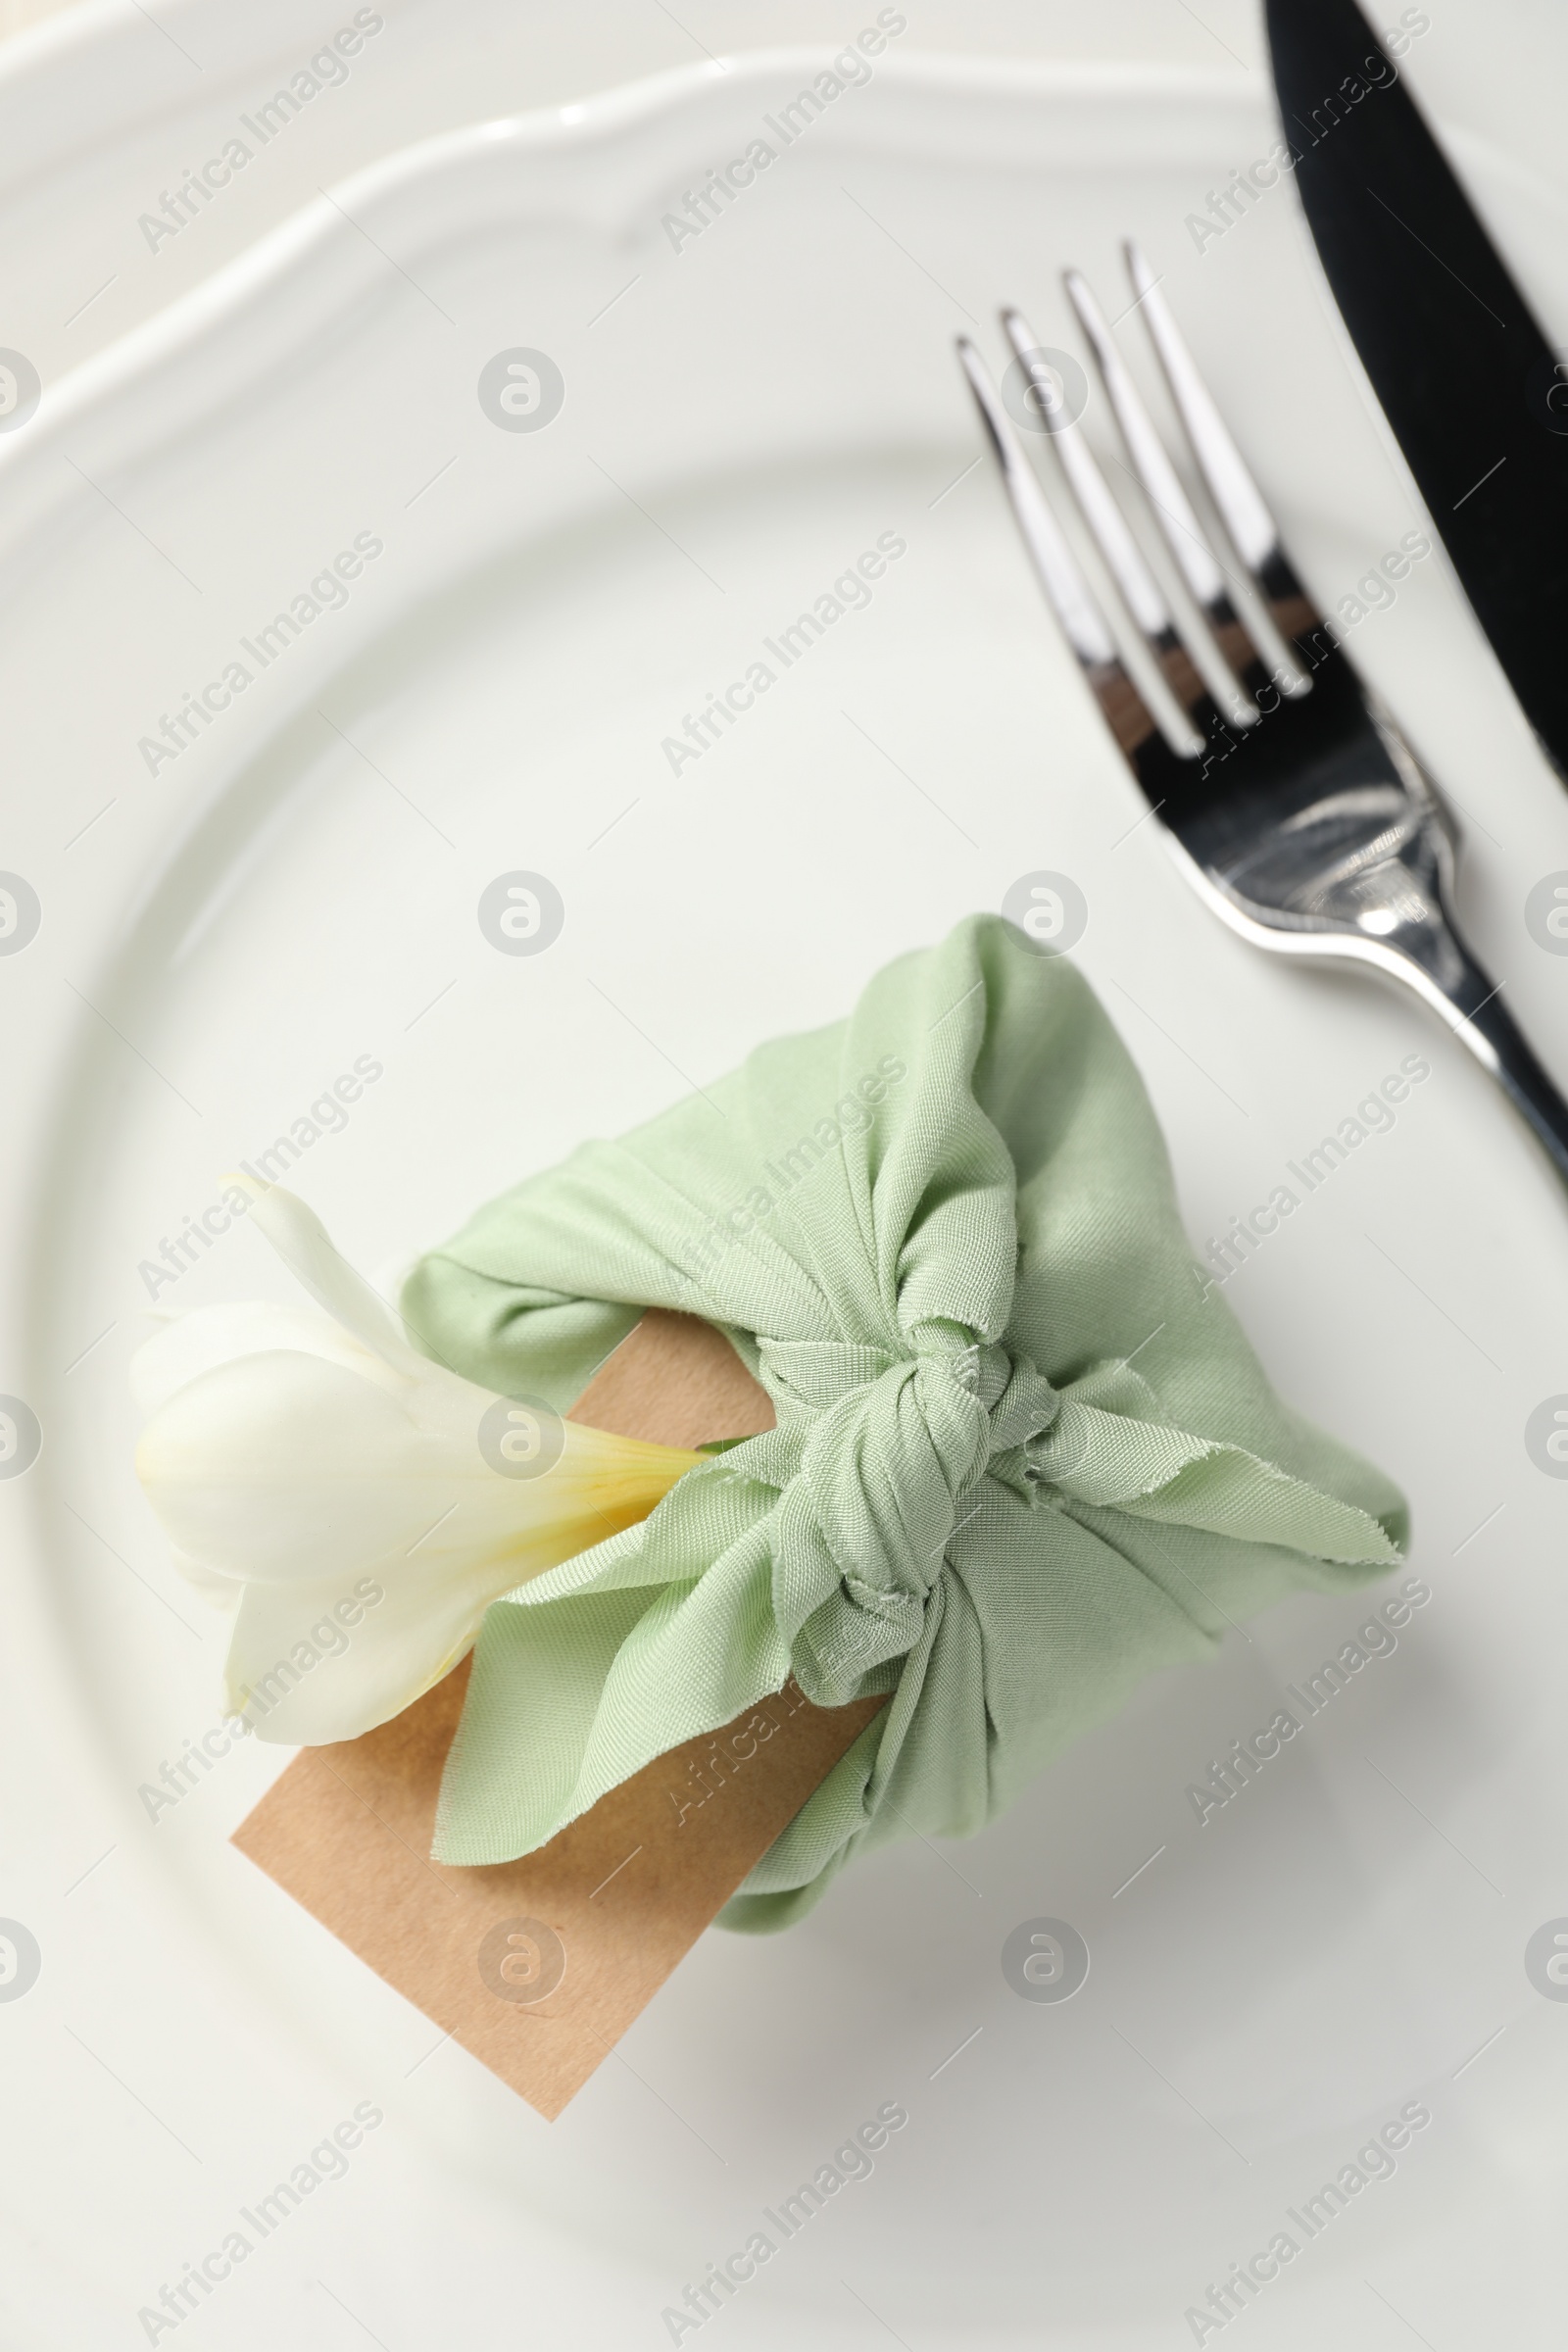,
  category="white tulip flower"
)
[131,1181,702,1745]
